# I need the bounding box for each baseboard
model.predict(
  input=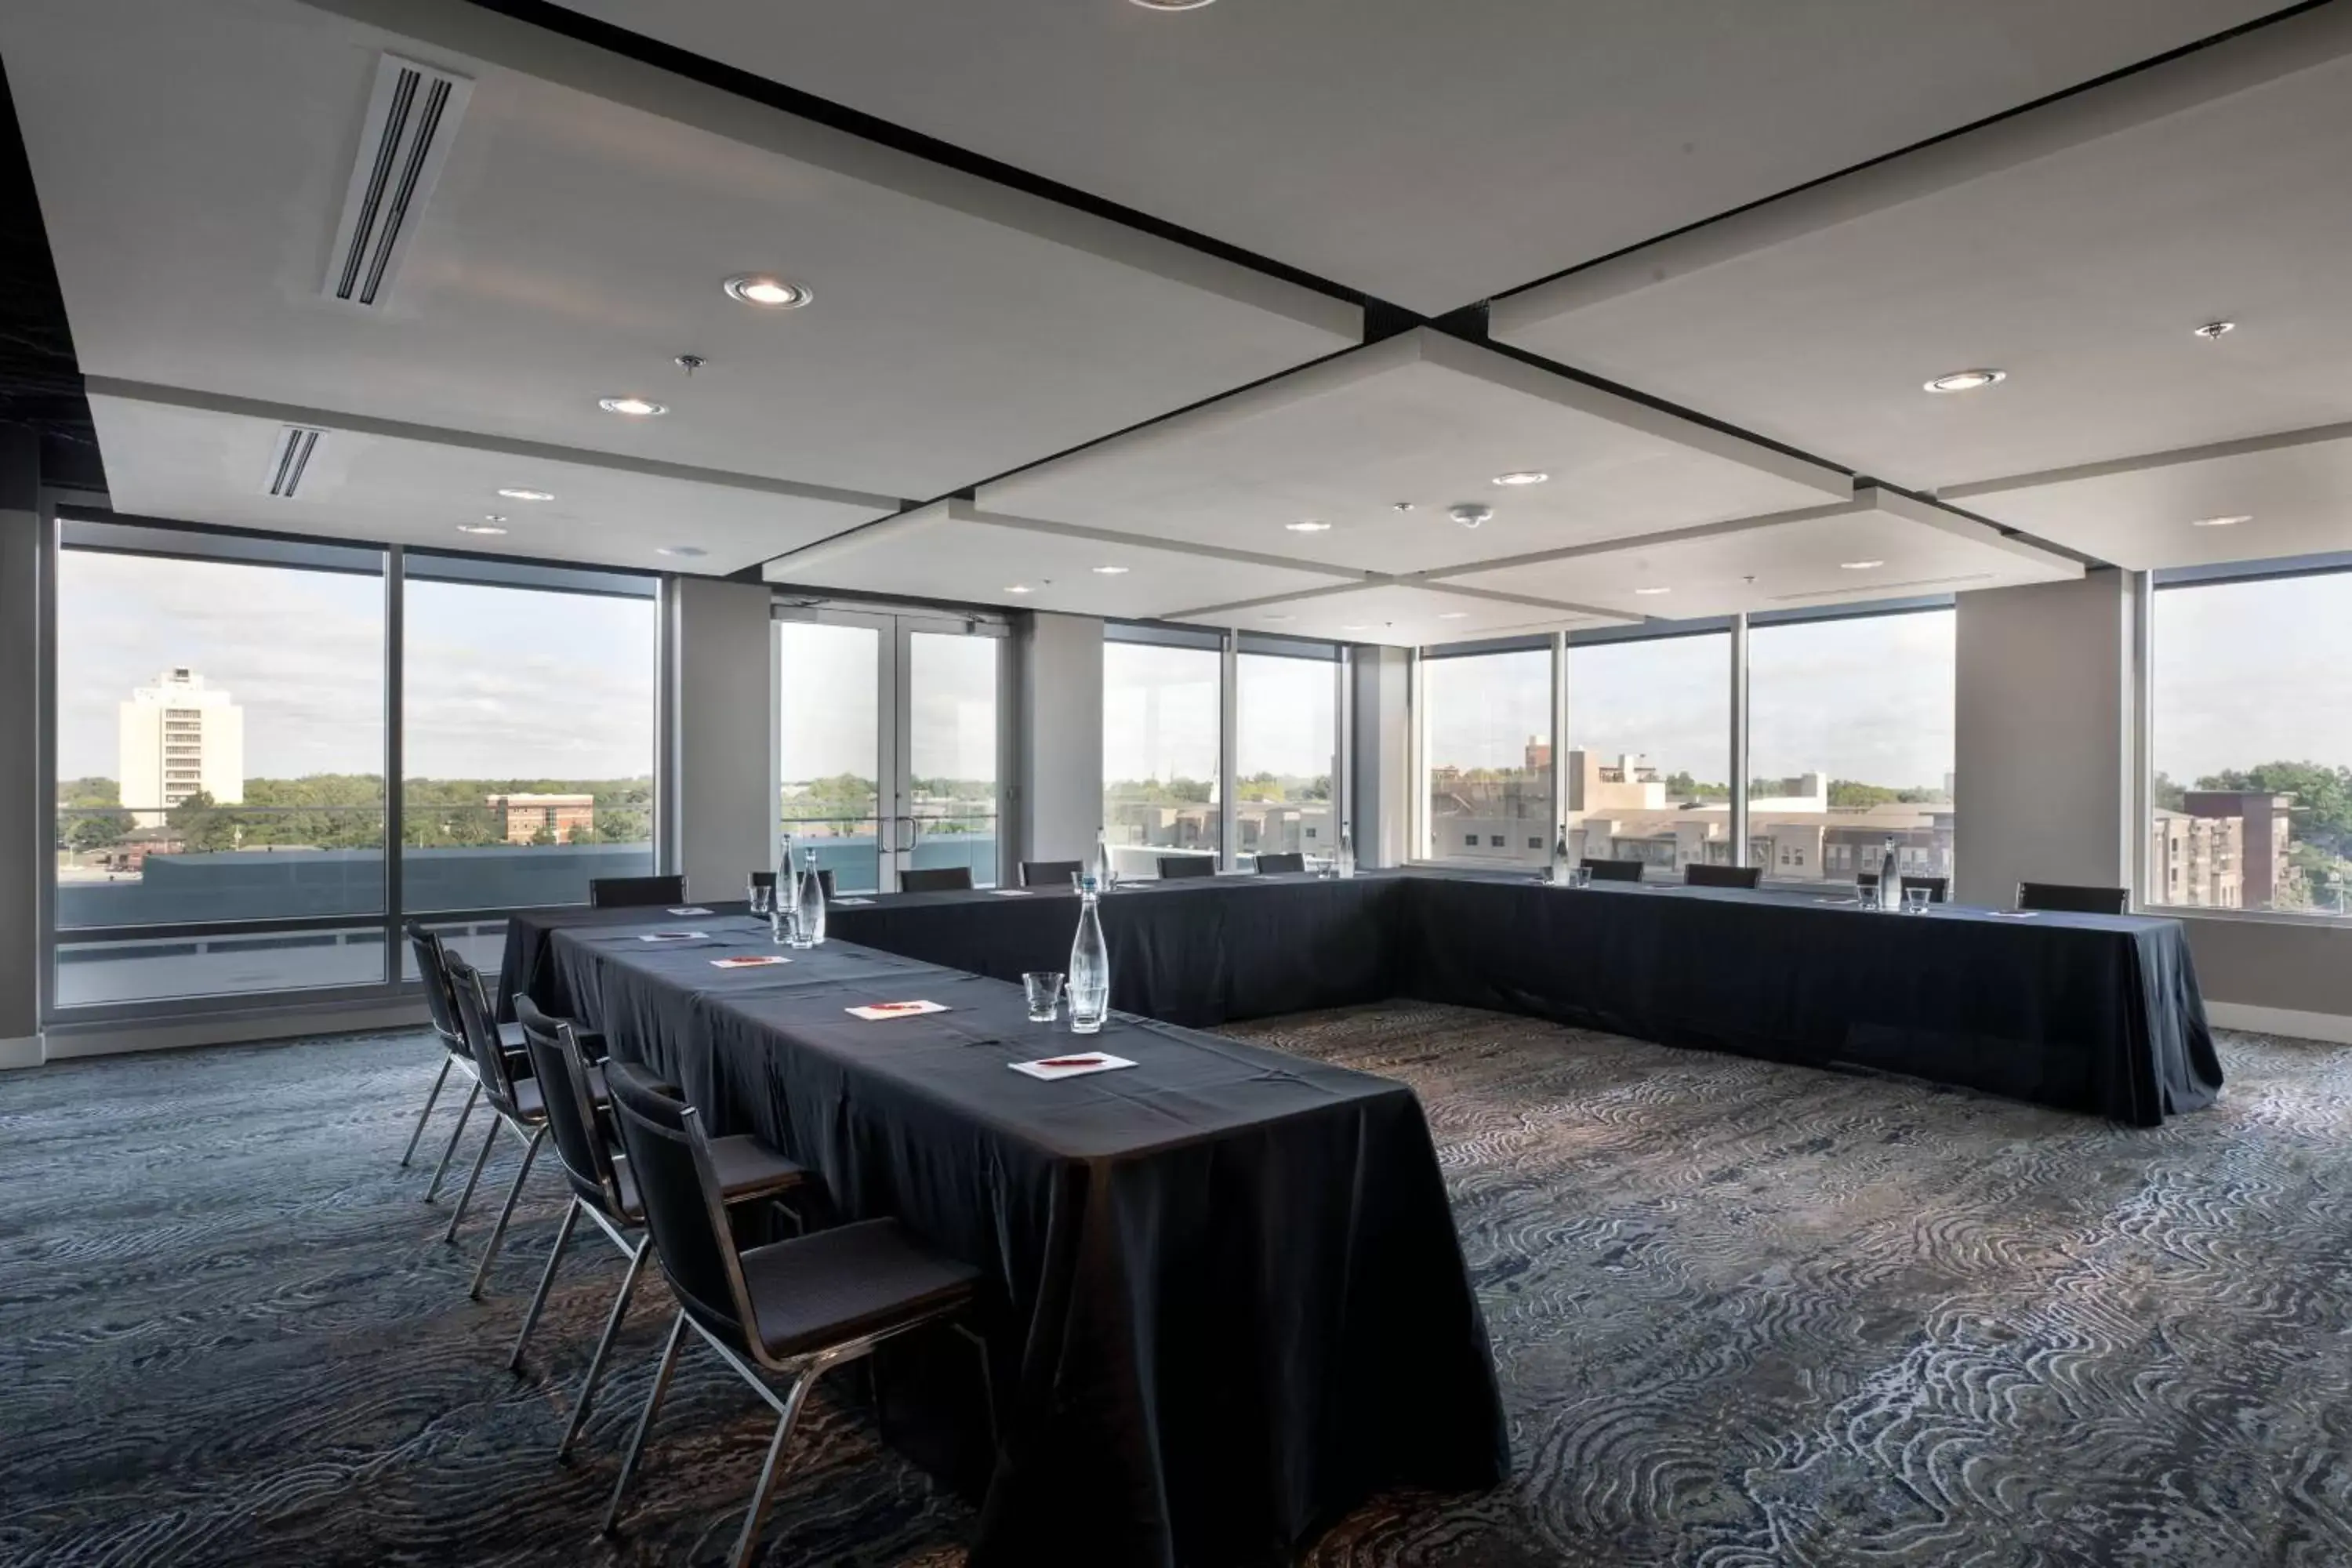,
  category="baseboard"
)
[2207,1000,2352,1045]
[0,1035,42,1070]
[38,1000,430,1063]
